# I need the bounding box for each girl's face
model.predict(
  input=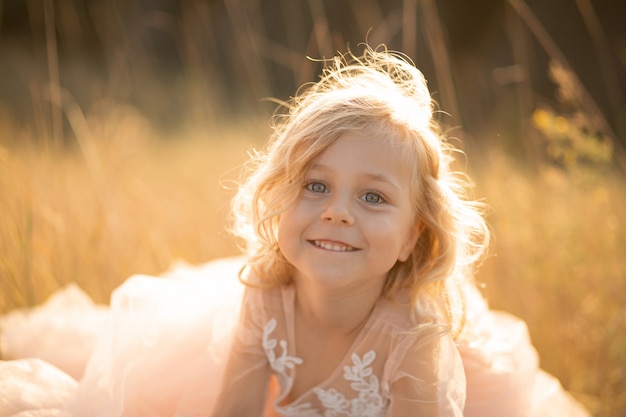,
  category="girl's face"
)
[277,132,421,292]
